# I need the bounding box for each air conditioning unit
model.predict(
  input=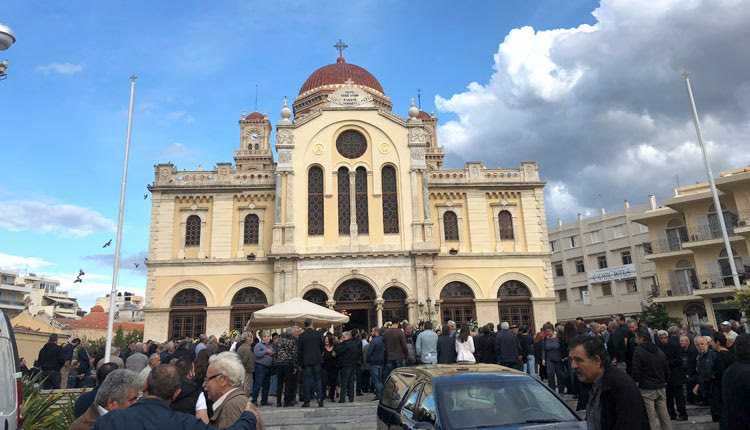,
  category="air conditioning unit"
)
[739,220,748,227]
